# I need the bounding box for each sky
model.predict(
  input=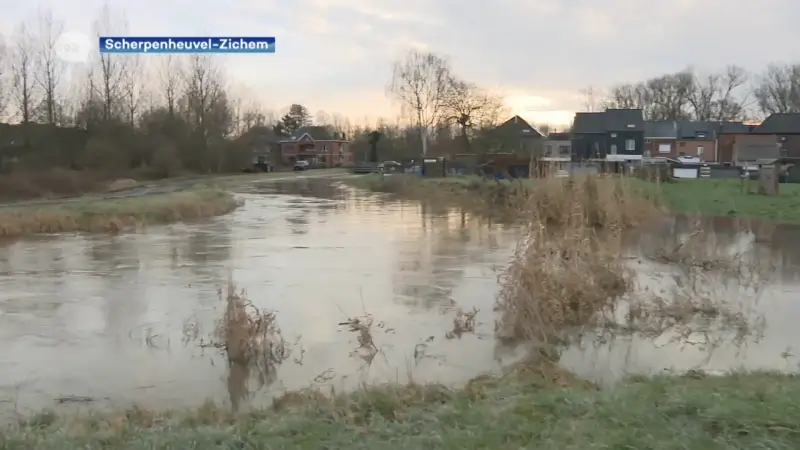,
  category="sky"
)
[0,0,798,127]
